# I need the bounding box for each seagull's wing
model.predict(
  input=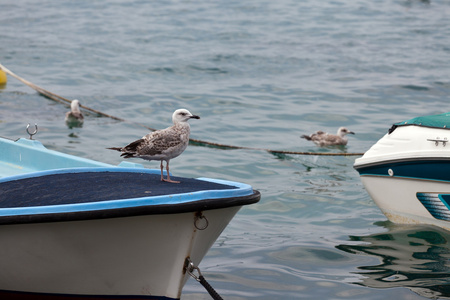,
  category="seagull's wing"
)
[141,127,185,153]
[322,134,347,145]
